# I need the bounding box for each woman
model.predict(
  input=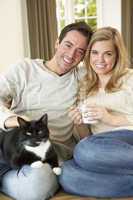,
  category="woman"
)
[59,27,133,198]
